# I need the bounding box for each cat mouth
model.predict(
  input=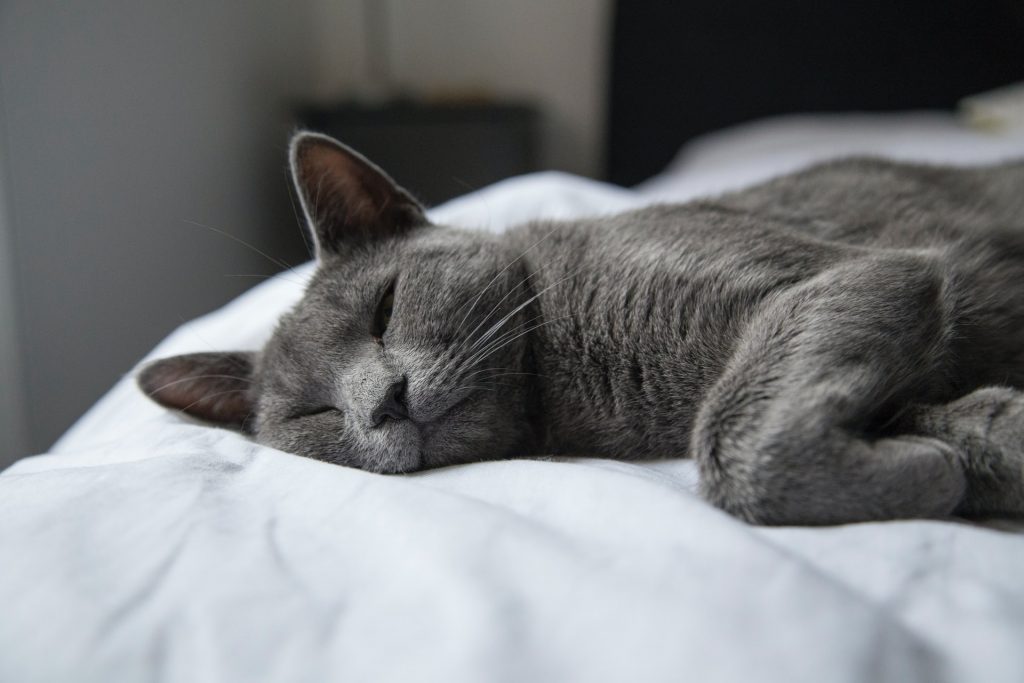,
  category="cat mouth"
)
[385,450,423,473]
[369,452,422,474]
